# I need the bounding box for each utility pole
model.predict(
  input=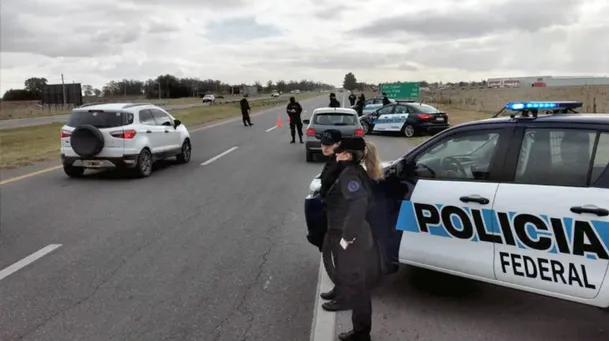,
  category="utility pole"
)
[61,74,66,105]
[158,80,161,100]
